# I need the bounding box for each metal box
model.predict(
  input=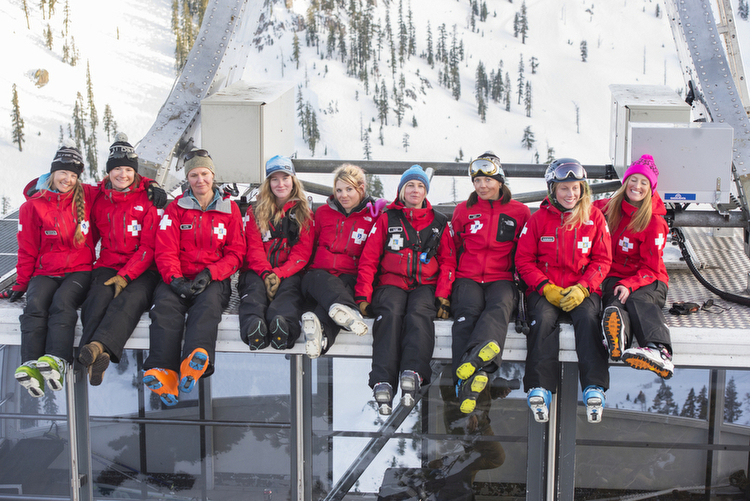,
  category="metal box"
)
[629,122,734,205]
[609,84,691,176]
[201,80,295,185]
